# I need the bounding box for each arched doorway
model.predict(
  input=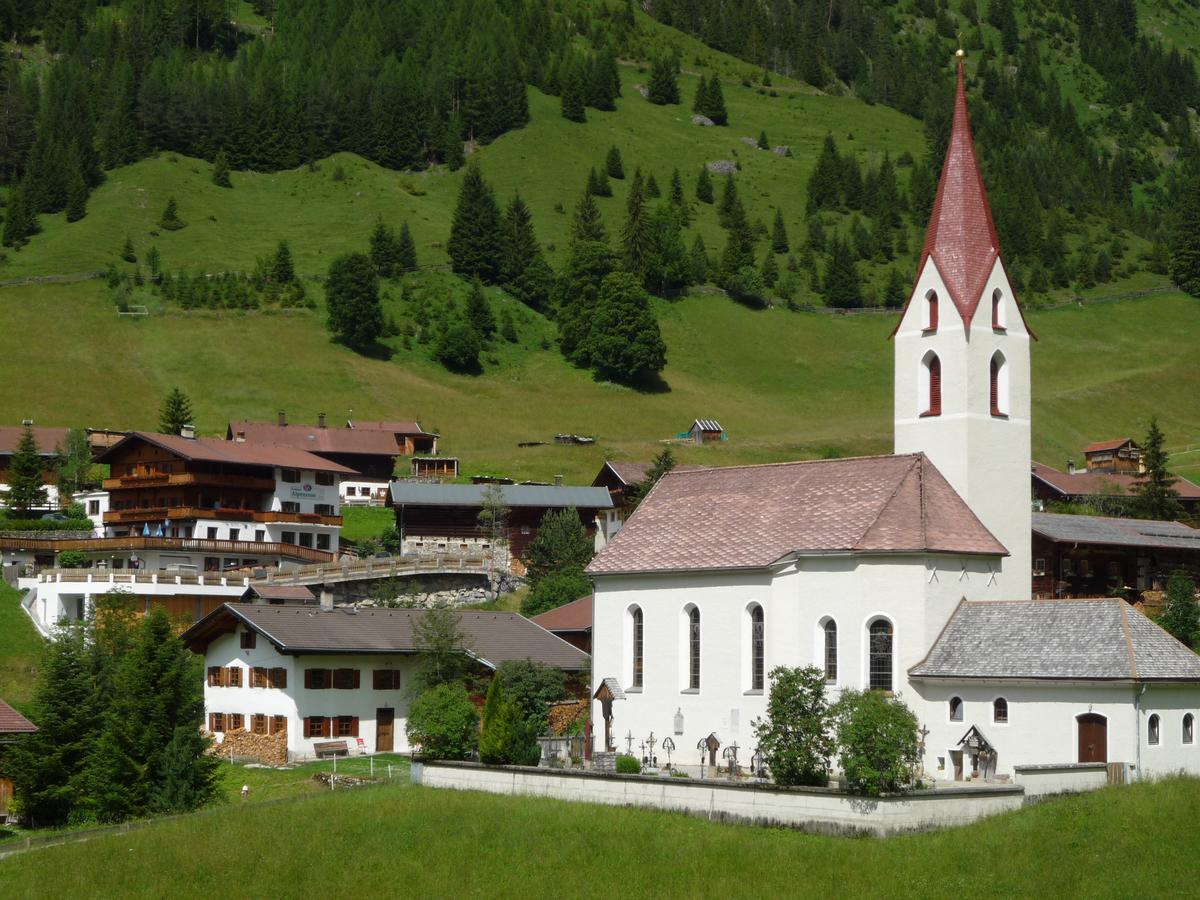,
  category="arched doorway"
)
[1077,713,1107,763]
